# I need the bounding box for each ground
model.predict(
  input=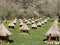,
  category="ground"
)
[1,20,60,45]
